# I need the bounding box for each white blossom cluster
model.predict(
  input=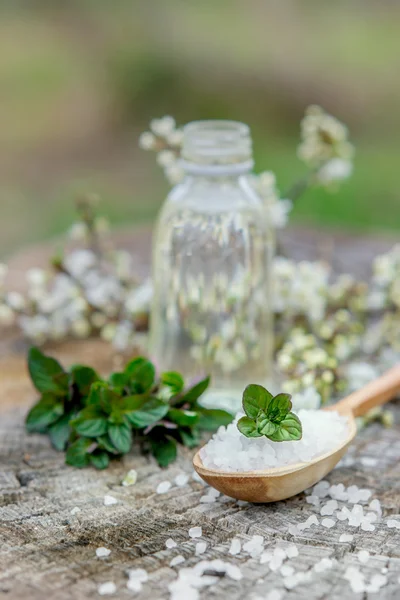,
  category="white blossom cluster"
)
[139,115,184,184]
[139,107,353,227]
[297,105,354,188]
[273,257,329,322]
[249,171,293,229]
